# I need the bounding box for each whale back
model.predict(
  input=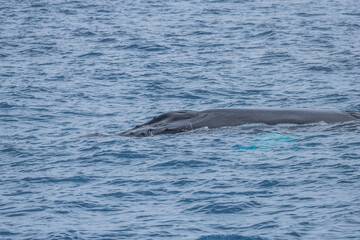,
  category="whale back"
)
[119,109,360,137]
